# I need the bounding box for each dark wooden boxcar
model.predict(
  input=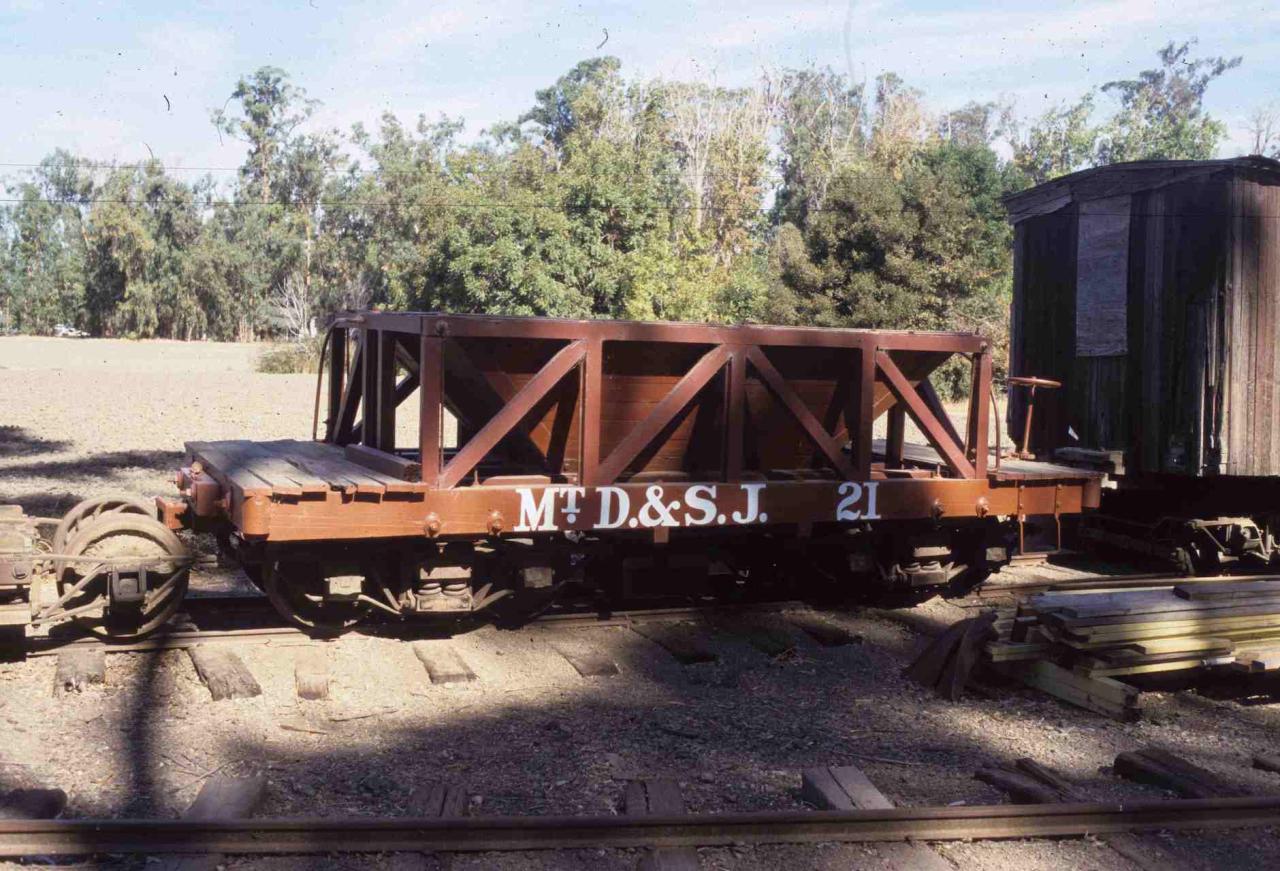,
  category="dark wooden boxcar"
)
[1006,156,1280,569]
